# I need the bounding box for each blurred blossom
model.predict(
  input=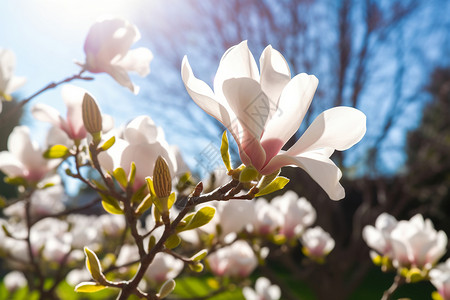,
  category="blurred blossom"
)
[202,169,230,193]
[182,41,366,200]
[271,191,316,238]
[0,126,60,183]
[3,271,27,292]
[4,182,66,220]
[430,259,450,300]
[243,277,281,300]
[362,213,398,259]
[66,268,91,286]
[144,252,184,284]
[389,214,447,270]
[251,198,283,235]
[0,48,26,113]
[207,240,258,277]
[97,214,126,237]
[76,17,153,94]
[116,244,140,270]
[300,226,335,261]
[98,115,186,190]
[32,85,114,145]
